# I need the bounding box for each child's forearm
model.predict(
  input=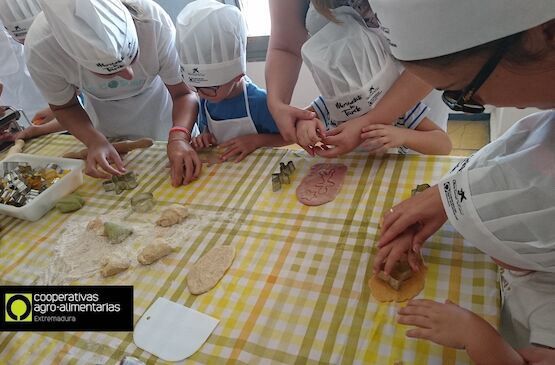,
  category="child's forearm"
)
[25,120,65,139]
[364,71,433,126]
[401,129,452,155]
[464,315,525,365]
[254,133,289,149]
